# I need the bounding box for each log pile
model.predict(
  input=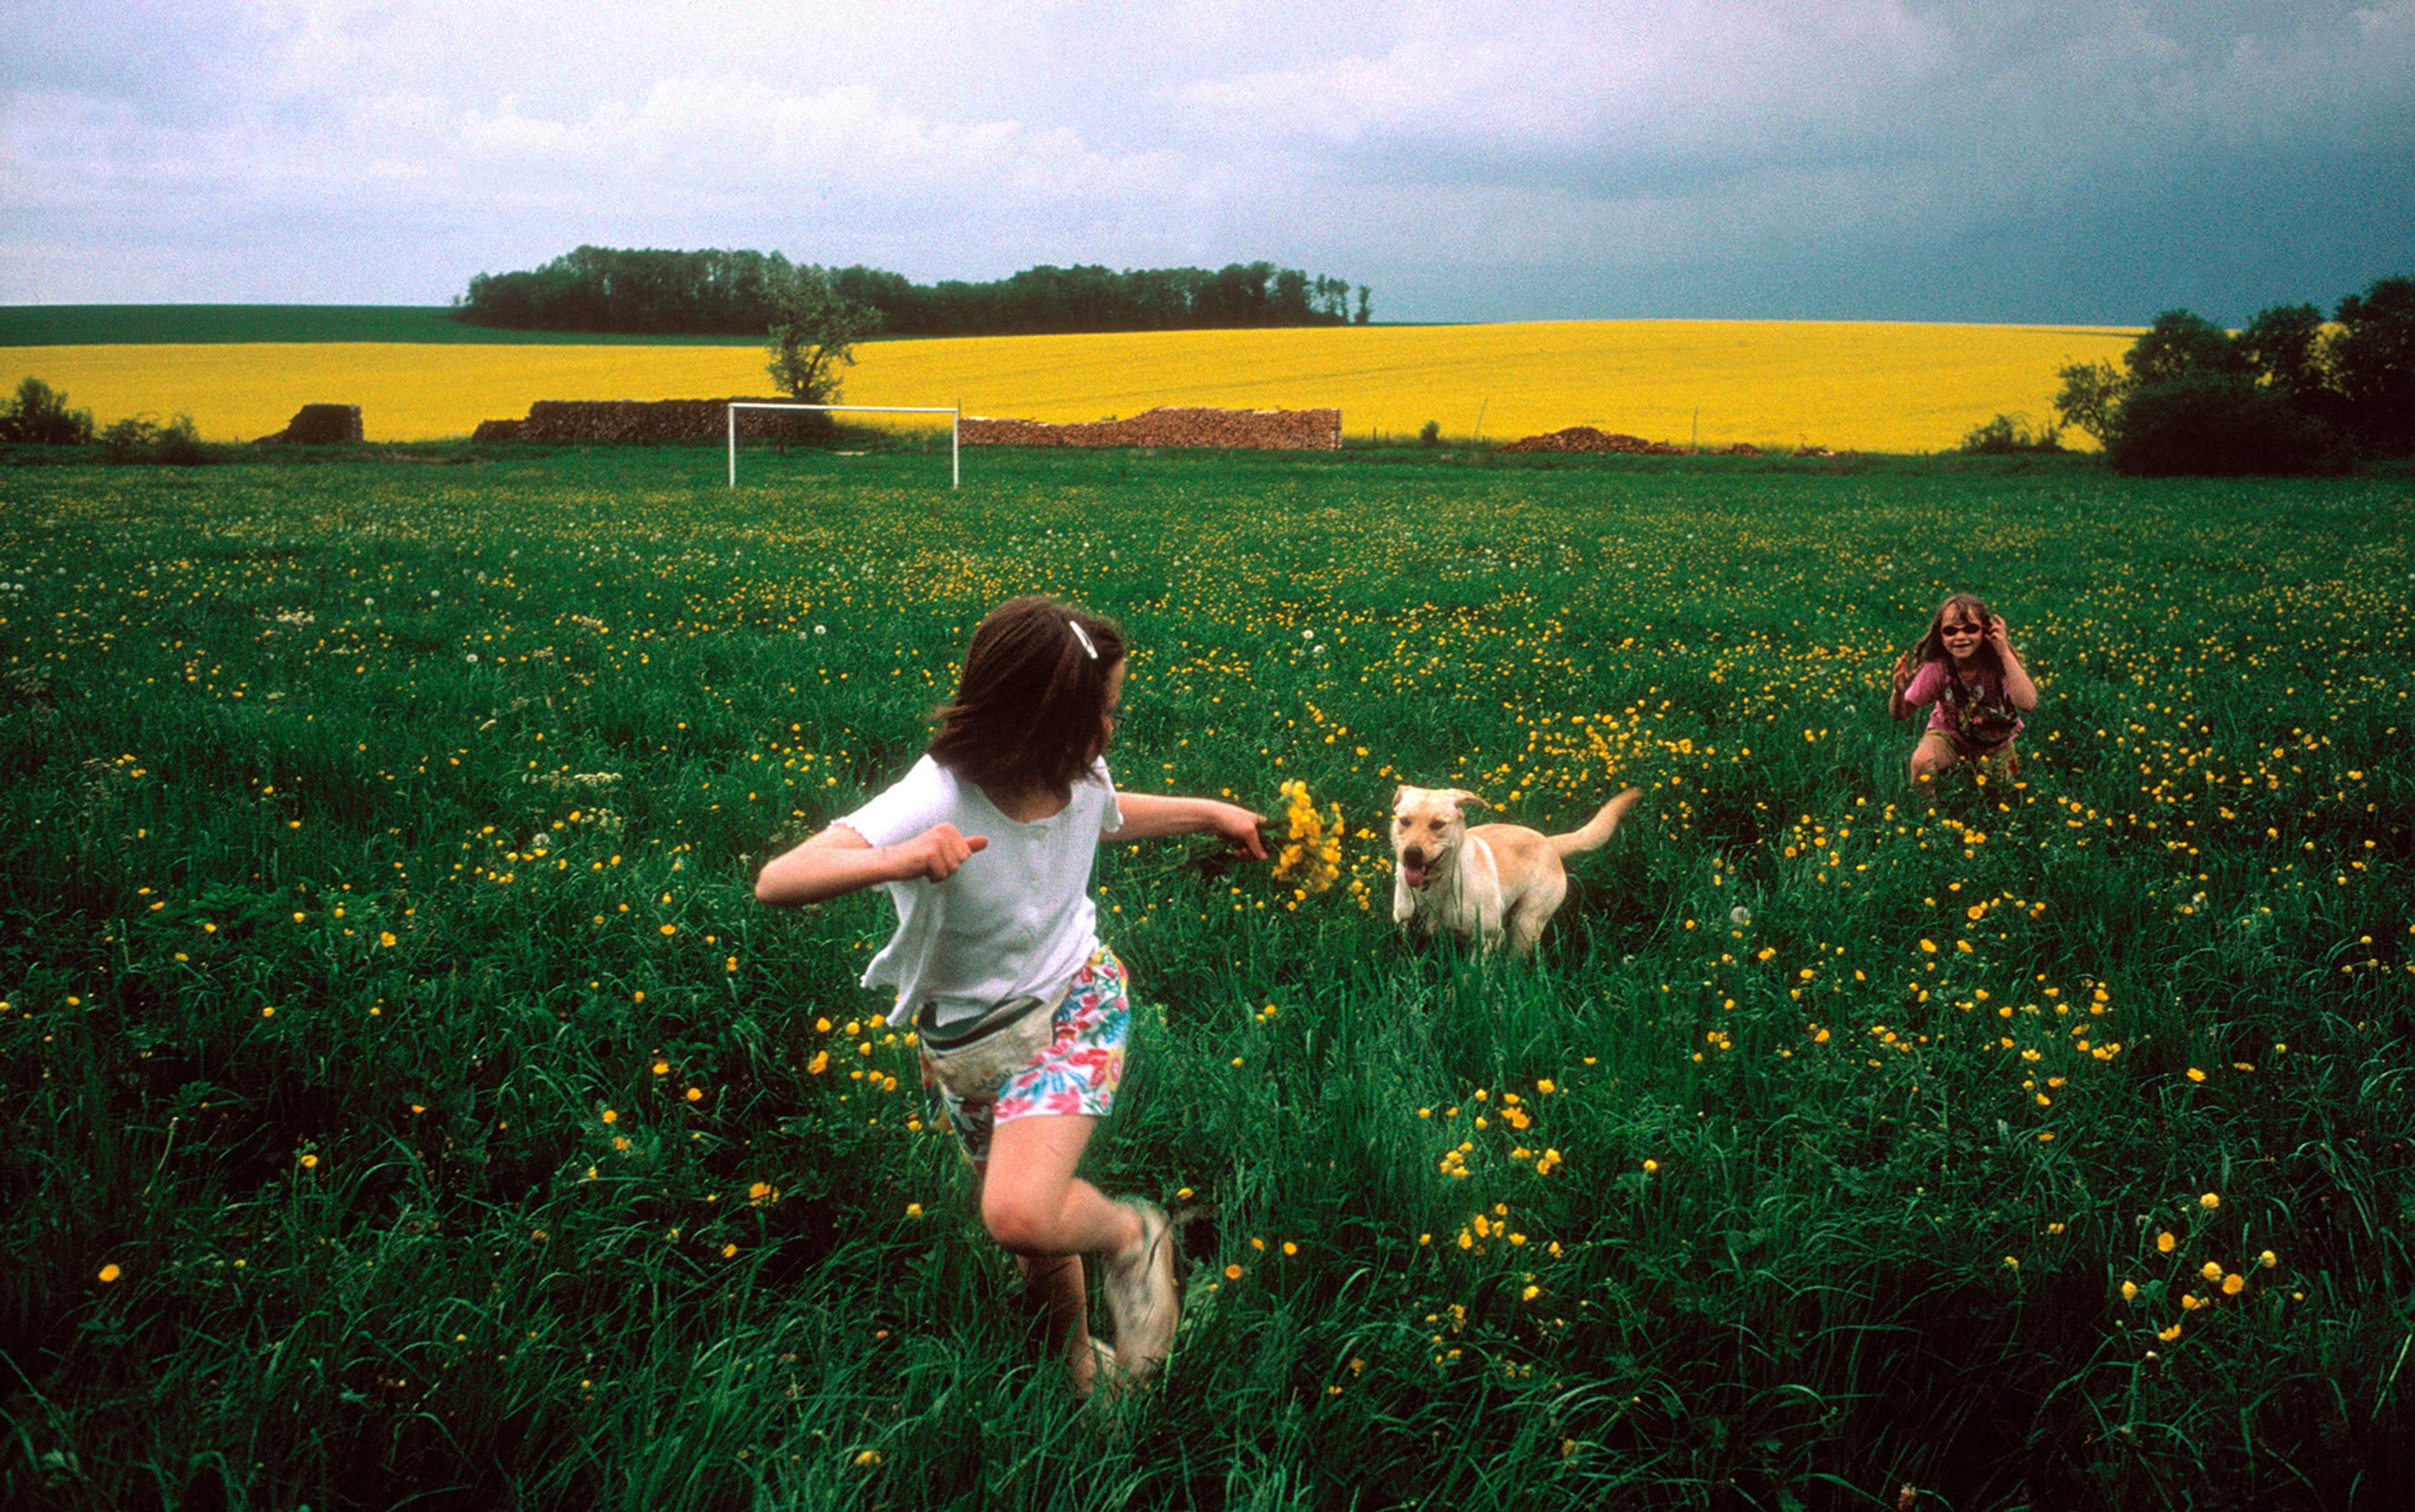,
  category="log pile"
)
[474,399,833,443]
[962,406,1340,450]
